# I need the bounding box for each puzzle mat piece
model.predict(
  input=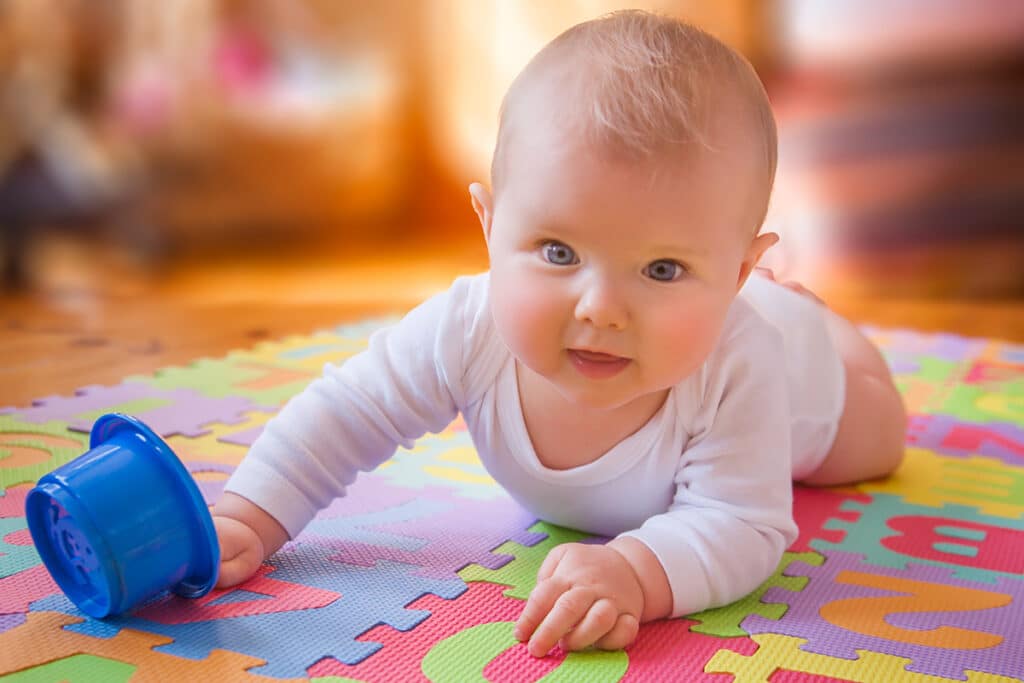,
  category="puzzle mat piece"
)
[314,582,623,681]
[299,478,547,579]
[999,343,1024,363]
[161,412,273,468]
[1,487,56,614]
[6,382,273,438]
[0,611,294,682]
[131,562,340,625]
[0,484,29,517]
[228,327,376,372]
[890,352,1023,394]
[214,410,276,449]
[895,377,953,415]
[133,357,315,407]
[964,359,1024,392]
[860,326,990,362]
[889,356,964,383]
[933,384,1023,424]
[907,415,1024,466]
[790,485,871,553]
[375,424,507,500]
[459,521,597,600]
[0,614,25,635]
[706,633,1021,683]
[1,653,138,682]
[813,493,1024,583]
[894,379,1022,424]
[158,413,283,506]
[858,447,1024,519]
[688,552,823,637]
[0,417,87,490]
[0,517,36,579]
[1,564,58,618]
[886,354,944,377]
[743,550,1024,680]
[33,543,466,678]
[311,581,759,683]
[0,413,256,512]
[169,460,233,506]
